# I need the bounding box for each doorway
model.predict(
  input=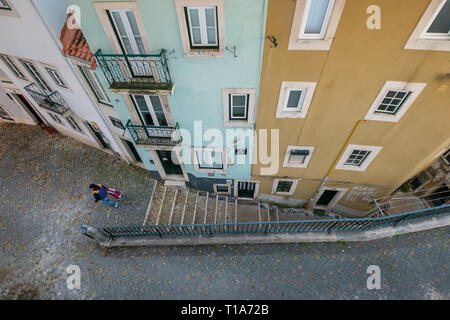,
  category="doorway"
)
[86,122,110,149]
[314,187,348,208]
[156,150,183,176]
[13,93,43,124]
[235,181,259,199]
[122,138,142,163]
